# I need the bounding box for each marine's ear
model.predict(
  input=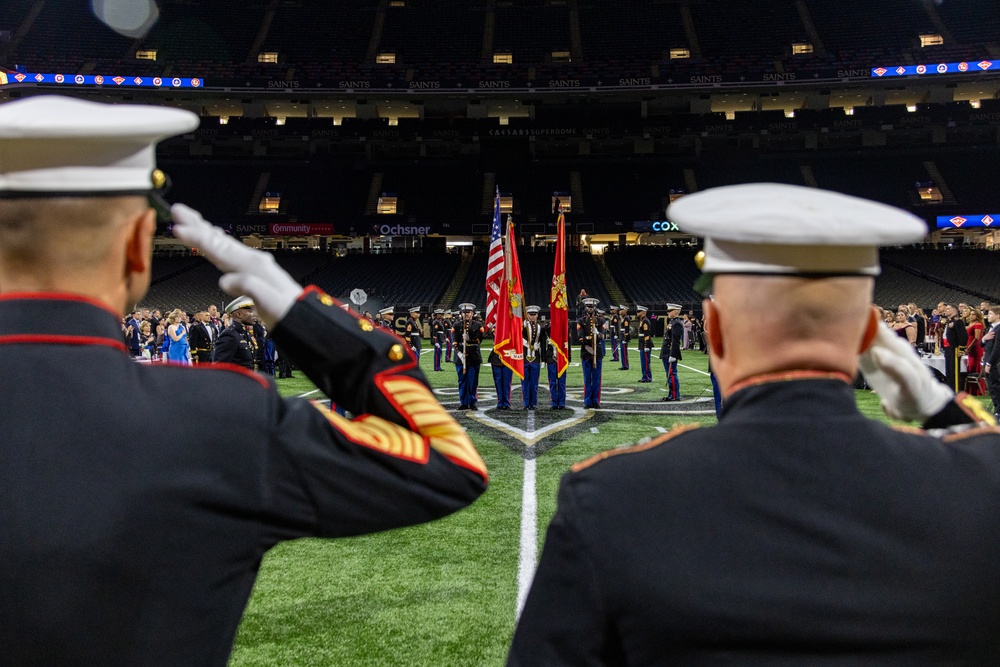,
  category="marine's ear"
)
[859,306,881,353]
[704,298,723,359]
